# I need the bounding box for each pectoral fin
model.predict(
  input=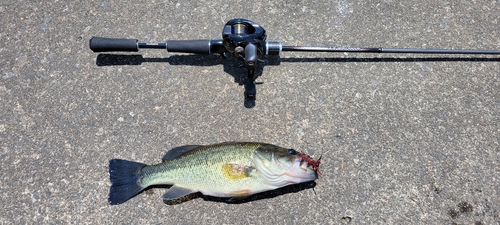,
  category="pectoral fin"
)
[162,185,196,201]
[222,164,255,180]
